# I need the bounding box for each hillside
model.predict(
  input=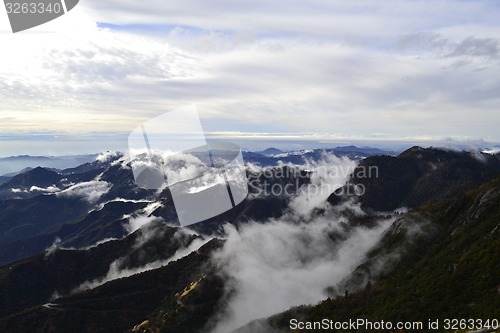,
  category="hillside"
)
[0,147,498,333]
[328,146,500,212]
[262,175,500,332]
